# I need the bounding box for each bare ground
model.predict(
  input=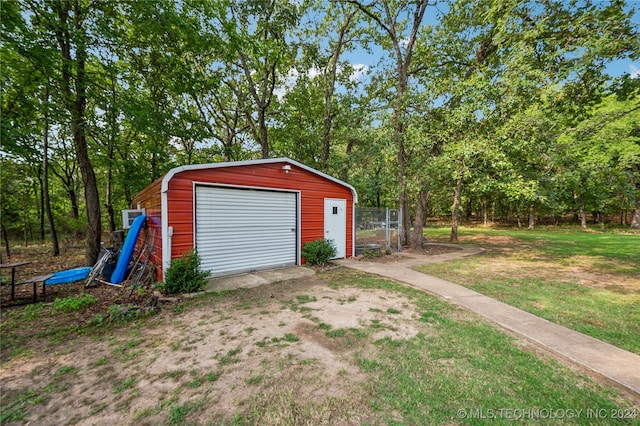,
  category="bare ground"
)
[1,258,428,425]
[1,243,136,312]
[425,234,640,293]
